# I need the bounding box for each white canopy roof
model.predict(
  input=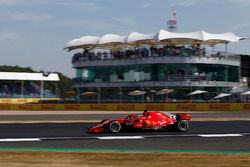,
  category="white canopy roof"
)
[64,29,244,51]
[156,89,174,95]
[98,34,126,45]
[241,91,250,95]
[97,34,127,49]
[187,90,208,96]
[230,86,247,93]
[80,91,97,96]
[156,30,204,42]
[213,93,231,99]
[64,36,100,51]
[128,90,146,96]
[126,32,155,44]
[0,72,60,81]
